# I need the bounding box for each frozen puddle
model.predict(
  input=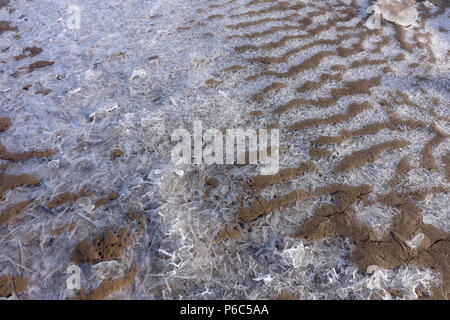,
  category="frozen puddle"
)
[0,0,449,299]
